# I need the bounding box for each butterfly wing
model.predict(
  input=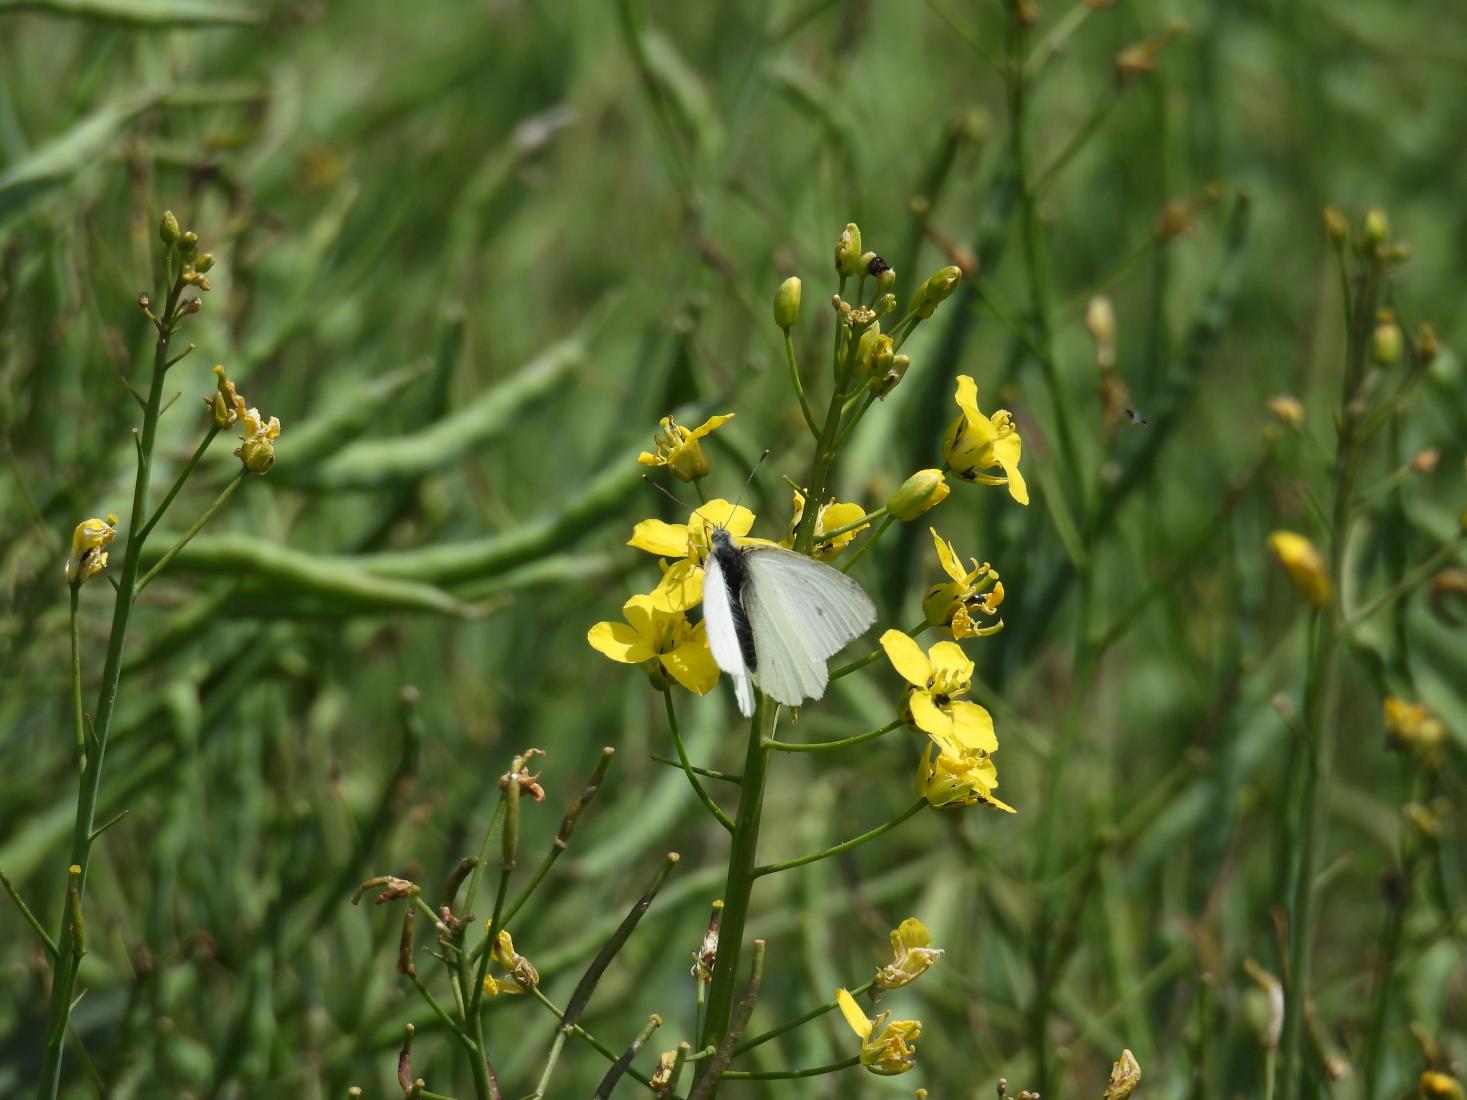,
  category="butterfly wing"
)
[742,546,876,709]
[700,551,755,716]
